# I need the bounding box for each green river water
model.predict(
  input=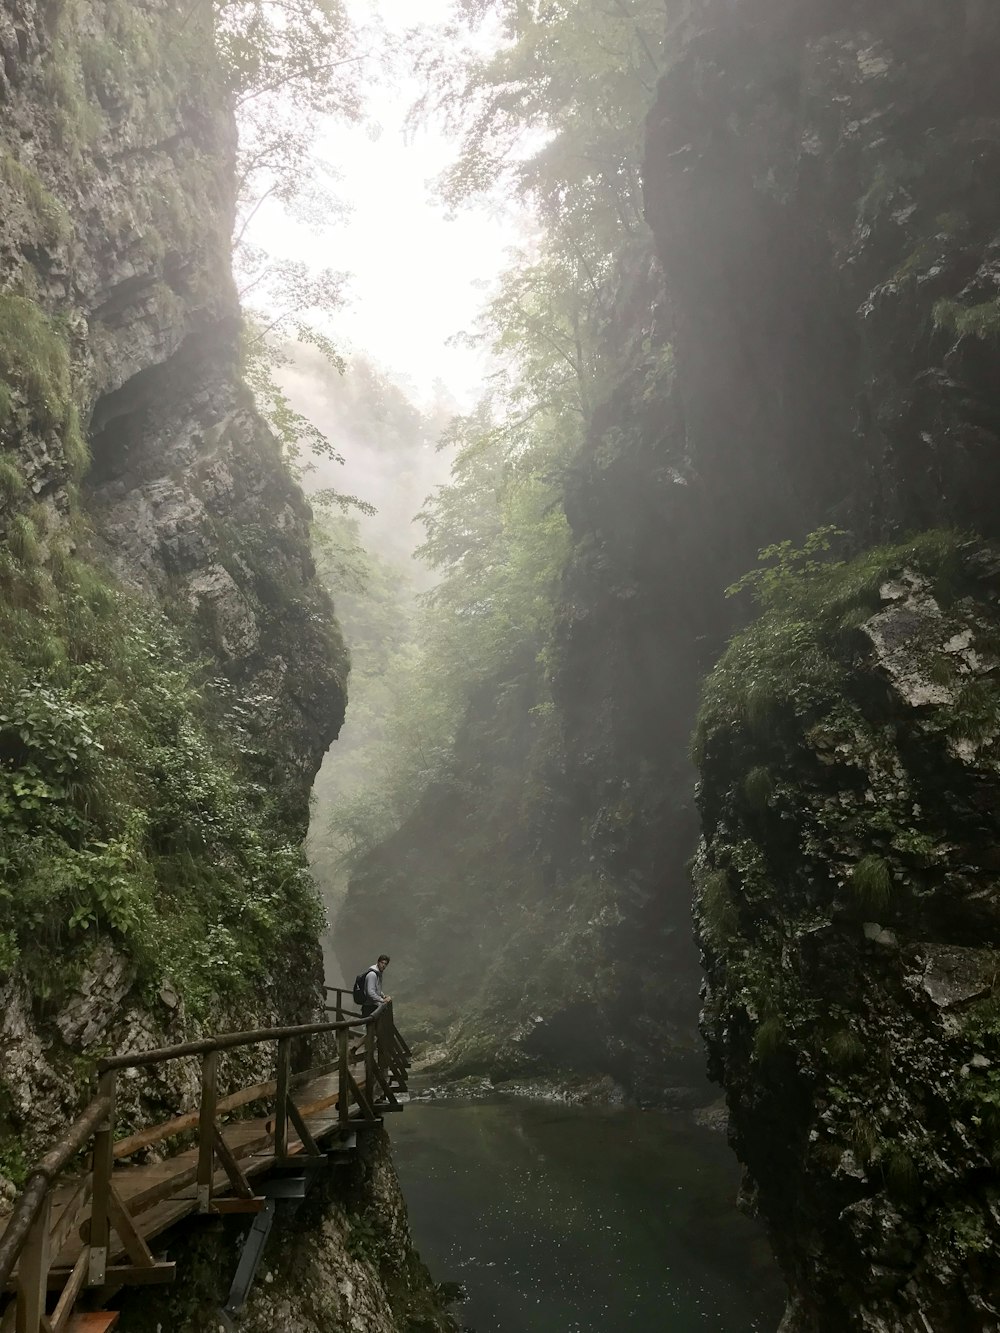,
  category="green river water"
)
[391,1097,785,1332]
